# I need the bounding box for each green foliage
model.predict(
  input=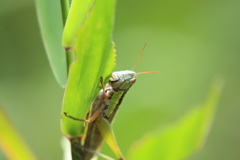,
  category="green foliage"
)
[2,0,239,159]
[0,106,36,160]
[0,0,224,159]
[36,0,223,159]
[127,79,223,160]
[61,0,116,137]
[62,0,95,48]
[35,0,67,87]
[98,118,123,159]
